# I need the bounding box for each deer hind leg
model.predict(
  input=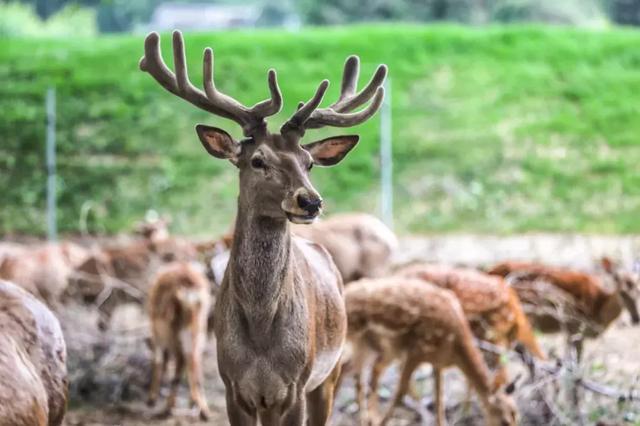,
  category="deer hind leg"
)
[307,362,342,426]
[147,347,169,407]
[366,354,392,424]
[162,350,185,417]
[184,332,211,420]
[378,355,421,426]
